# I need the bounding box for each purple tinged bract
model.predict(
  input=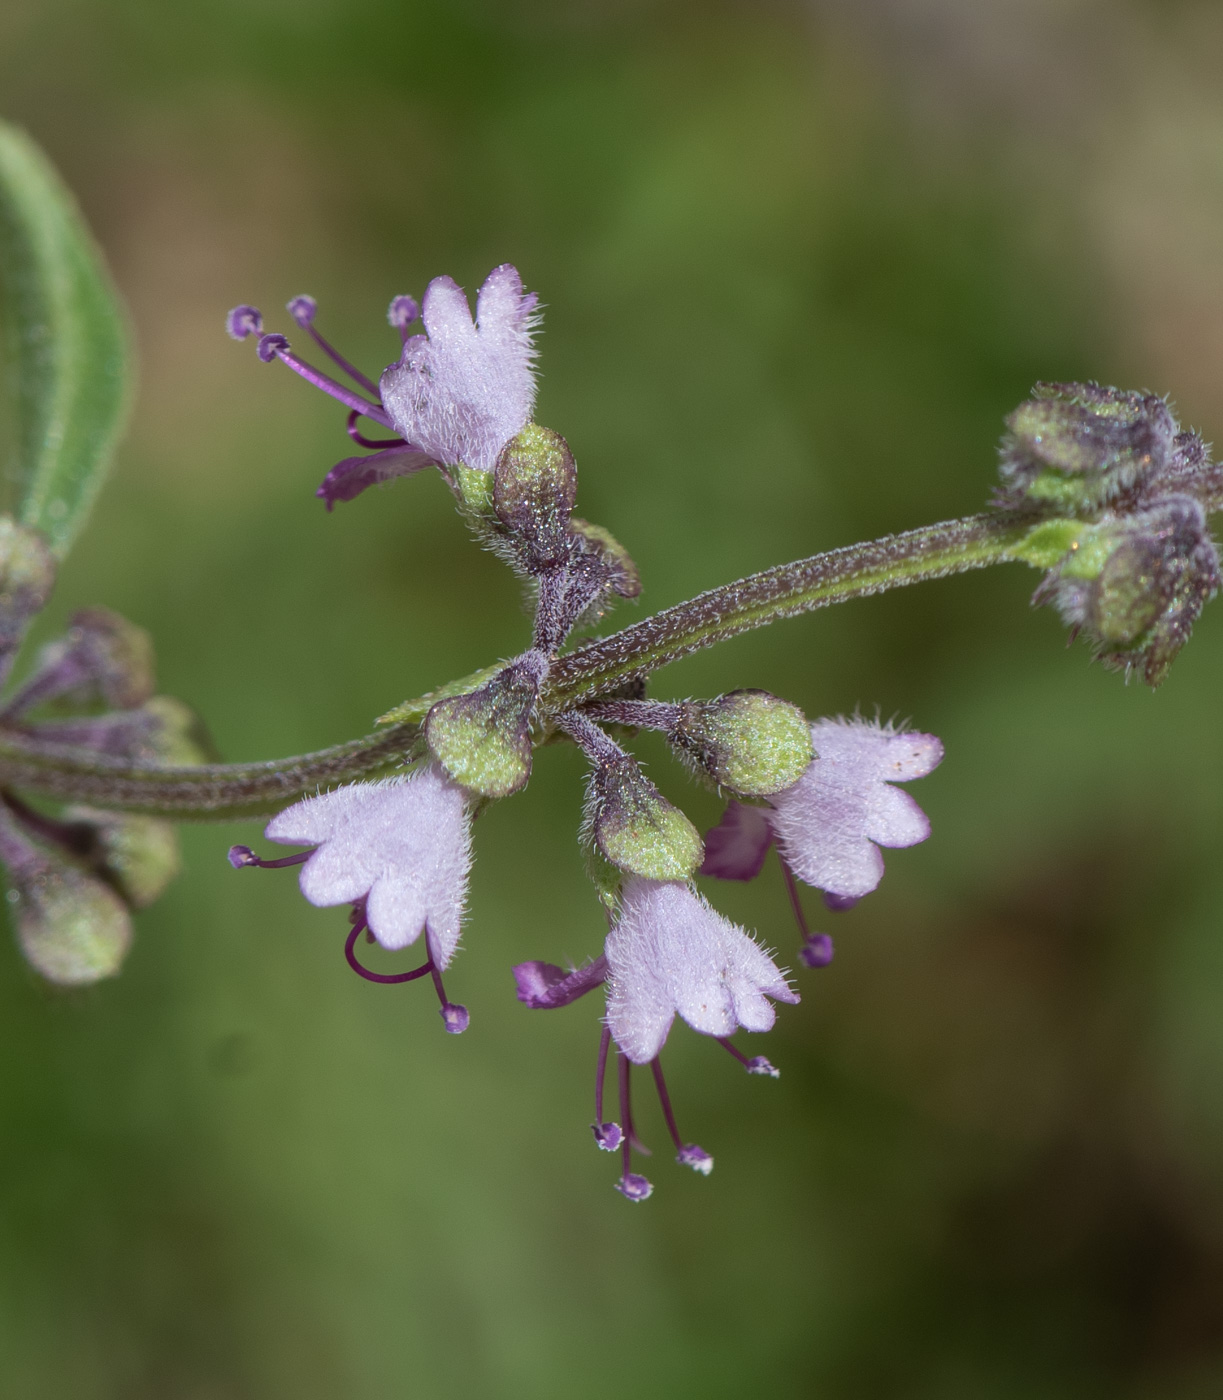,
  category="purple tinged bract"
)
[380,264,540,474]
[264,763,472,966]
[604,877,798,1064]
